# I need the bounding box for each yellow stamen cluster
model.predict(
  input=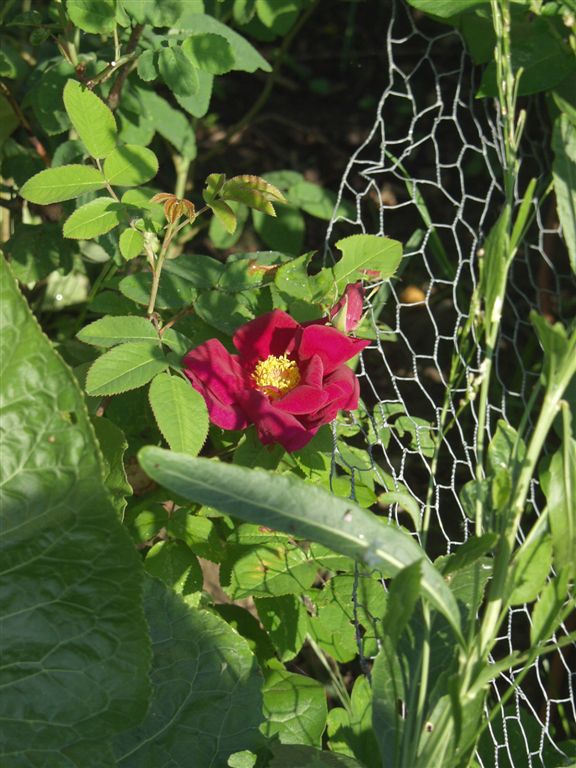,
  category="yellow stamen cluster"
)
[252,354,301,399]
